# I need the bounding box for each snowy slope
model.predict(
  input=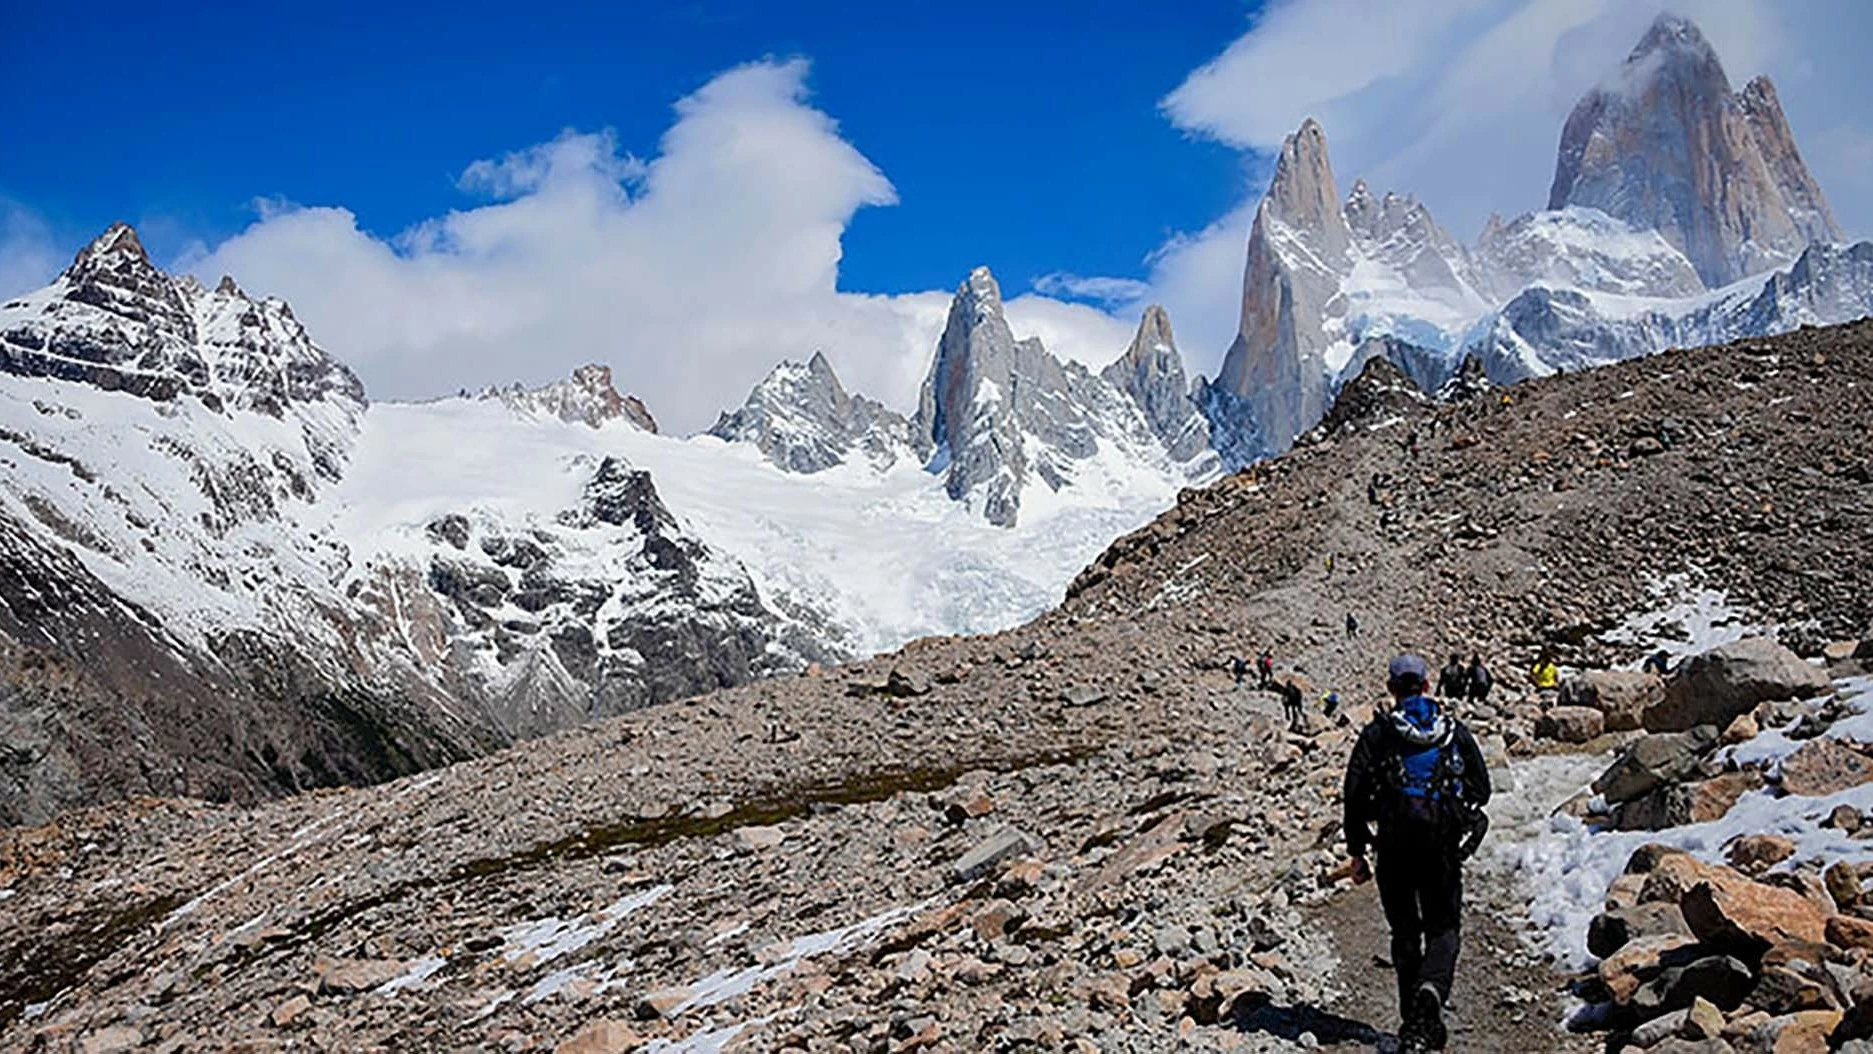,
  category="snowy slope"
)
[343,395,1183,657]
[0,227,1208,823]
